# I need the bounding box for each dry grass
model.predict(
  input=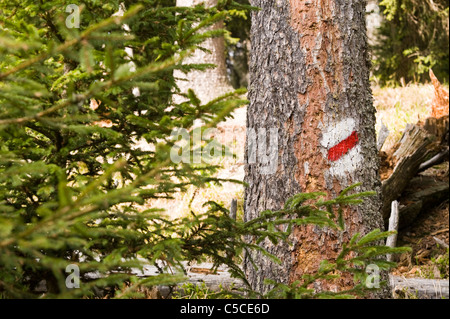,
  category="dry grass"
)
[373,83,436,151]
